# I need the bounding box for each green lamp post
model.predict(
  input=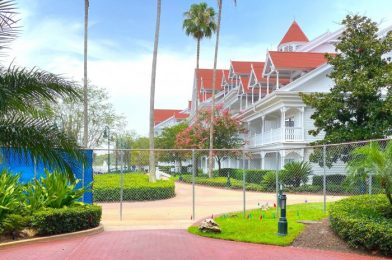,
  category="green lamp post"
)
[103,126,110,173]
[278,194,288,236]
